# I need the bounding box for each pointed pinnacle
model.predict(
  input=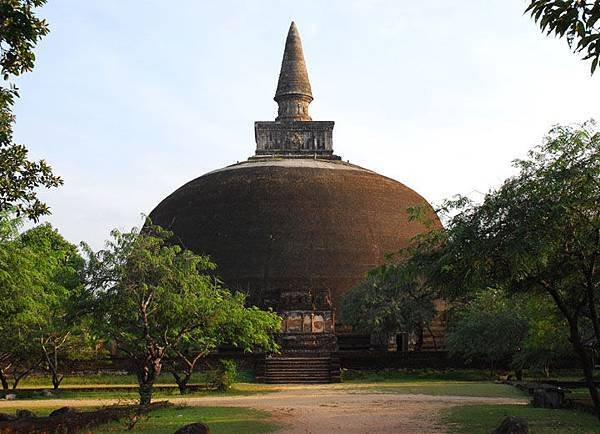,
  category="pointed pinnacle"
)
[275,21,313,101]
